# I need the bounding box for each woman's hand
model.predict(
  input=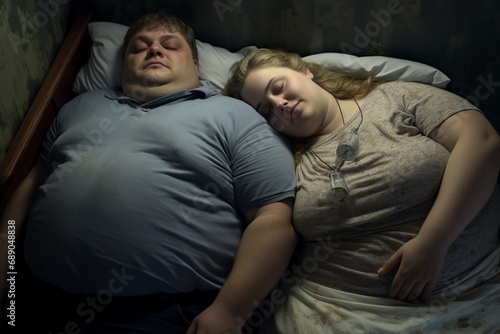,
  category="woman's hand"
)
[377,235,448,302]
